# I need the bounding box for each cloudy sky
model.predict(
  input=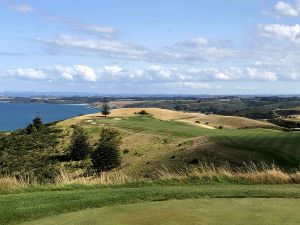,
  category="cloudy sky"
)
[1,0,300,95]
